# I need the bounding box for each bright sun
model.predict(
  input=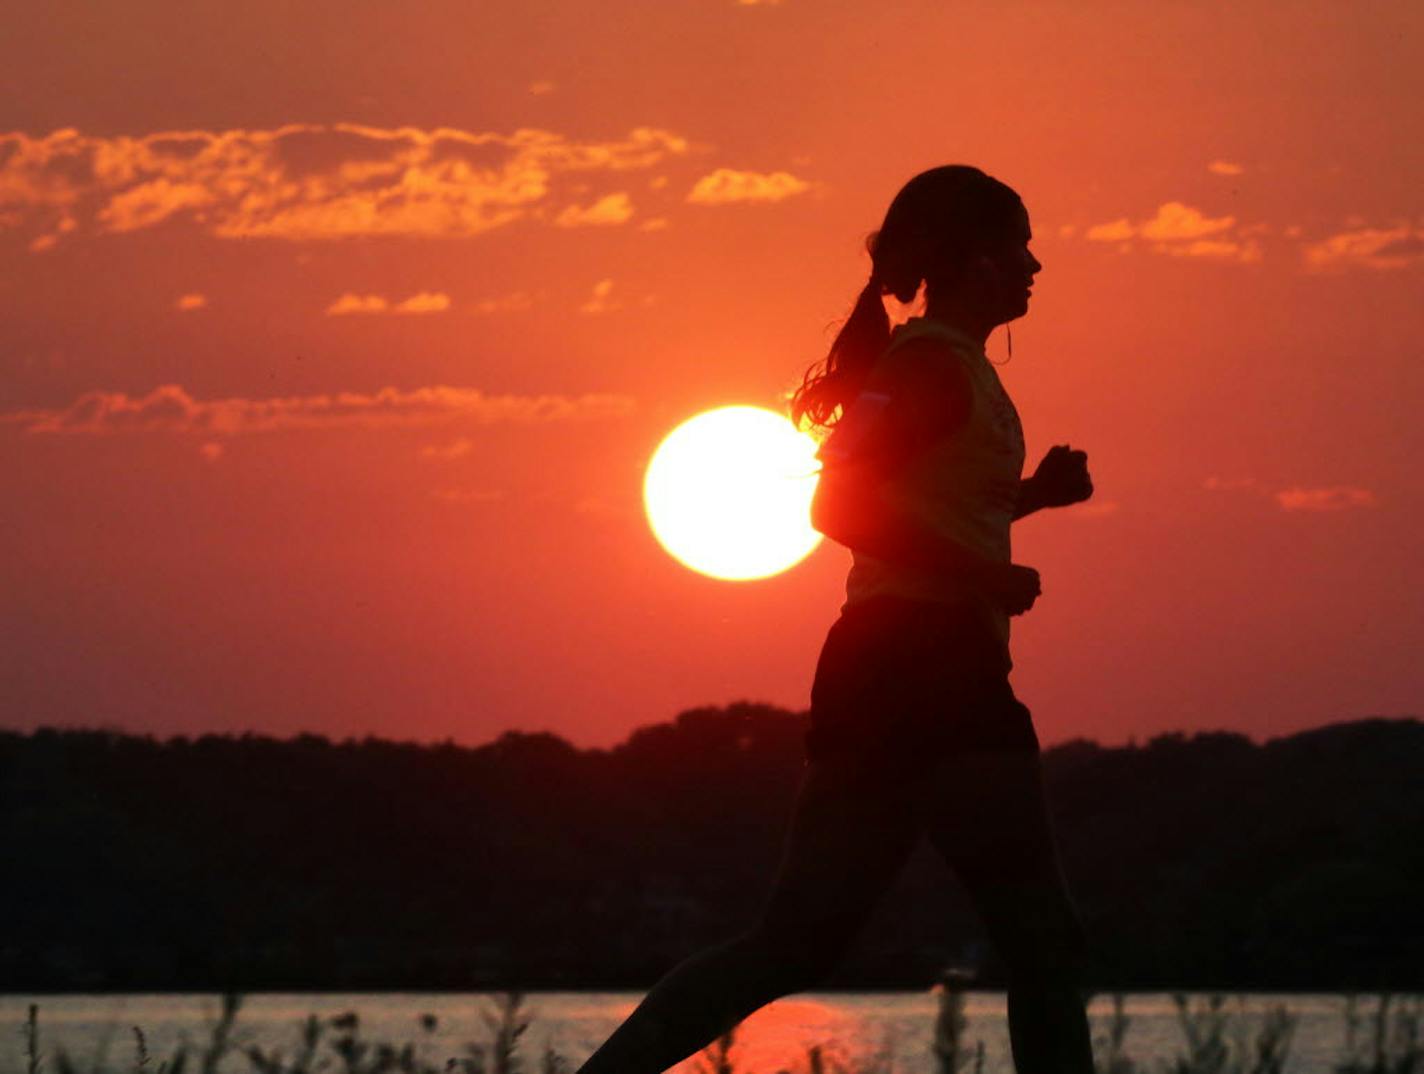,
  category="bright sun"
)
[643,405,823,581]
